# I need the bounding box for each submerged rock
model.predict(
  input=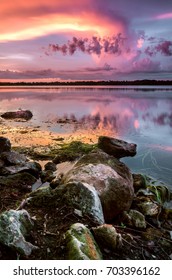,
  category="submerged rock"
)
[0,209,38,256]
[62,150,134,221]
[98,136,137,158]
[65,223,102,260]
[0,137,11,153]
[1,110,33,121]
